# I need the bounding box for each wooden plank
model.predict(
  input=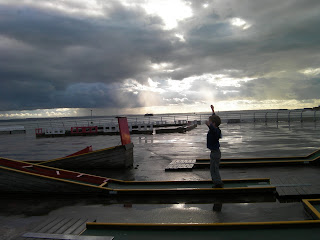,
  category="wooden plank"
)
[277,177,299,197]
[22,232,113,240]
[38,218,66,233]
[47,218,71,234]
[271,177,280,185]
[55,218,82,235]
[272,177,286,197]
[30,217,66,240]
[285,176,305,196]
[306,185,320,195]
[303,184,317,195]
[20,217,60,240]
[63,218,88,235]
[19,218,83,240]
[27,217,59,234]
[299,182,319,196]
[289,176,308,195]
[72,218,96,235]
